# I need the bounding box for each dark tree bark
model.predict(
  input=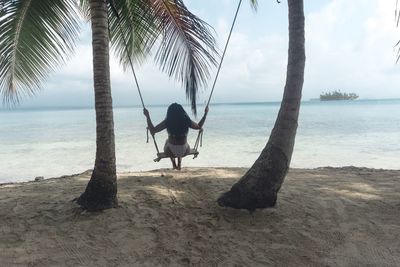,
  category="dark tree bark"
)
[218,0,305,212]
[77,0,118,211]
